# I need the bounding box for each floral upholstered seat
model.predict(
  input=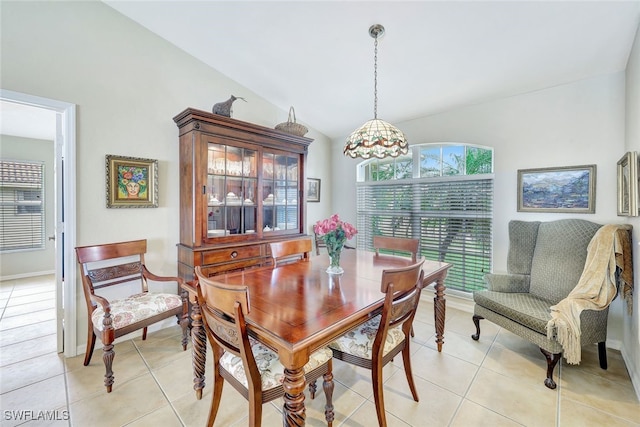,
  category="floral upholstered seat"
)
[328,315,405,359]
[91,292,184,331]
